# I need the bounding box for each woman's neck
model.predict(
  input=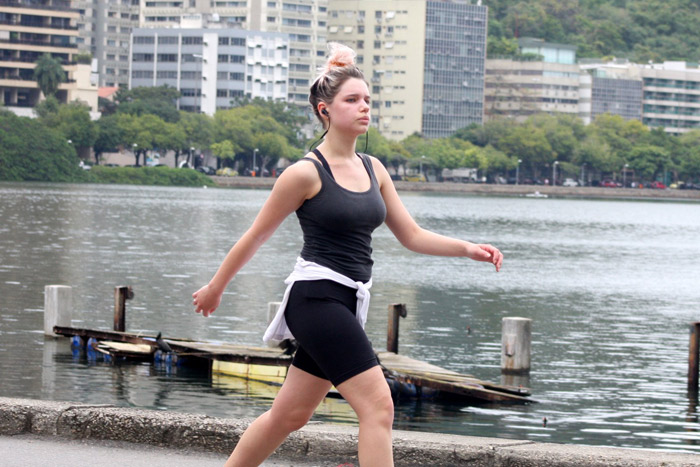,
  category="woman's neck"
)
[318,130,361,160]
